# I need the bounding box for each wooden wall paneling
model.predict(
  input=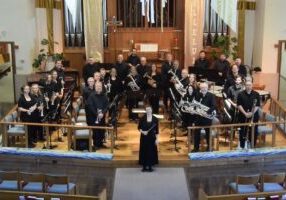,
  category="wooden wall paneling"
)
[63,49,86,77]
